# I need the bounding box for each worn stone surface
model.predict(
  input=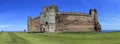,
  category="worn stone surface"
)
[27,16,41,32]
[27,5,101,33]
[56,14,94,32]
